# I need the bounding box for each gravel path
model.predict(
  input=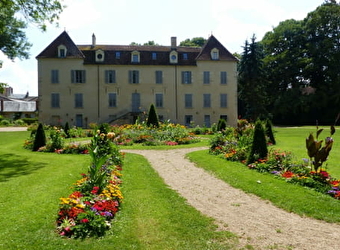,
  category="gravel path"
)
[124,147,340,250]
